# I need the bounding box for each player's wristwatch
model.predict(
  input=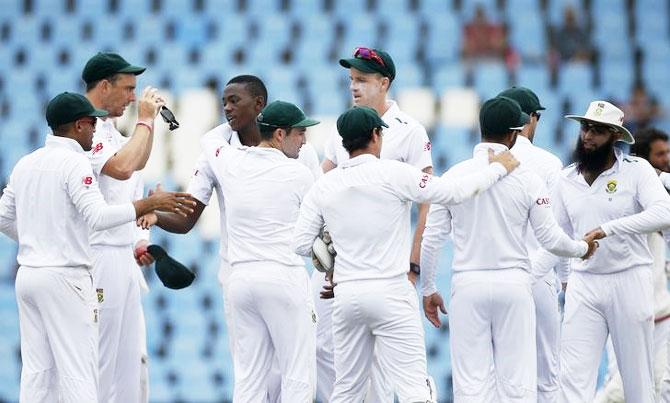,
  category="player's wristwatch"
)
[409,263,421,275]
